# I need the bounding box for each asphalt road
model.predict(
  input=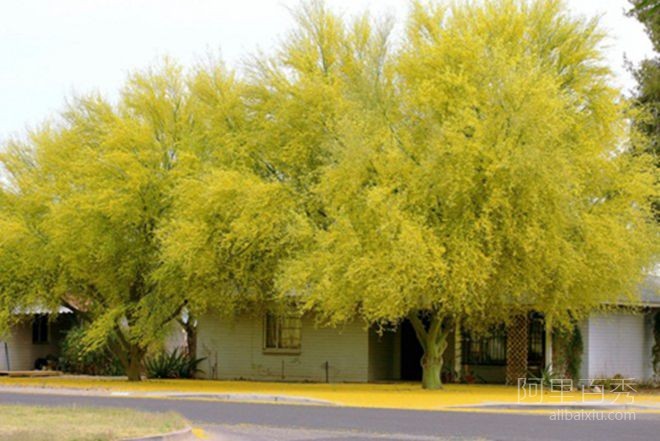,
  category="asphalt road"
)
[0,391,658,440]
